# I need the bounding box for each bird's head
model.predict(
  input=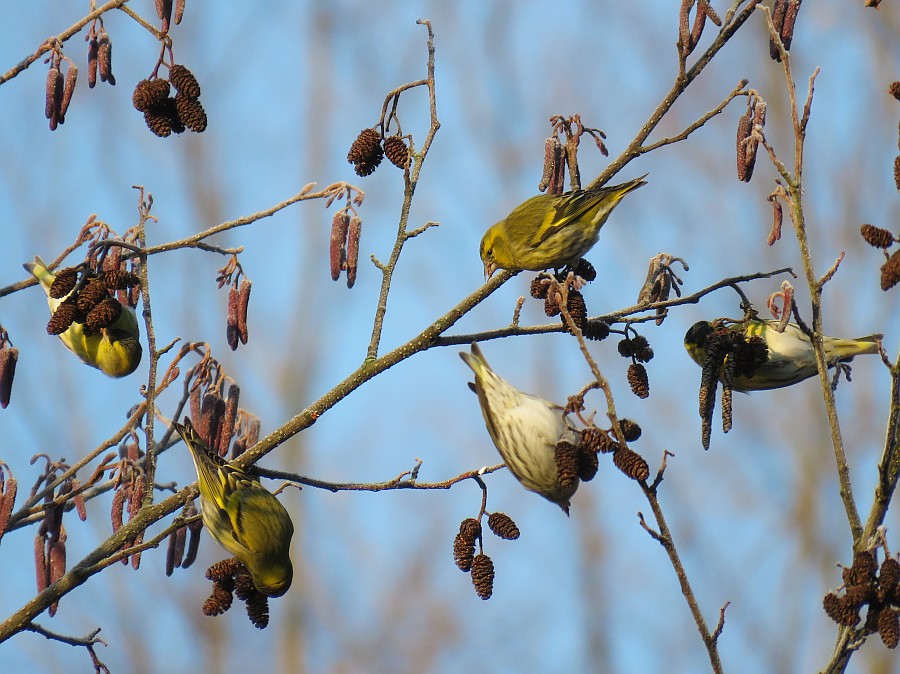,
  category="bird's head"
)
[480,223,509,281]
[252,560,293,598]
[683,321,714,367]
[98,330,142,377]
